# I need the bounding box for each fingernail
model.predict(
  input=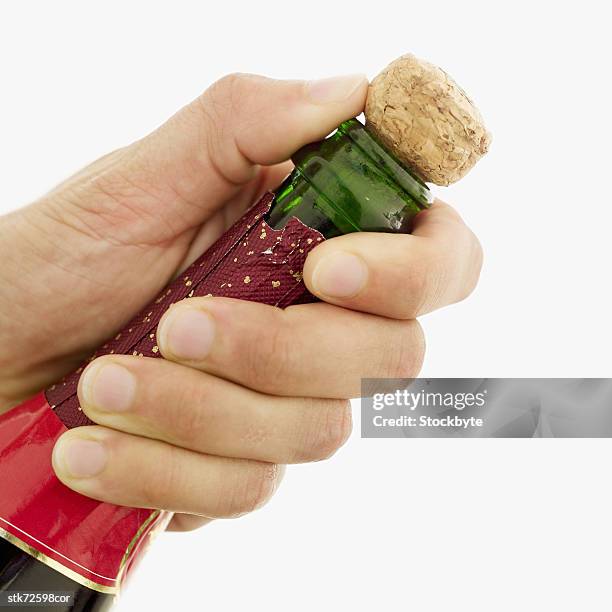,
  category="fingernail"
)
[307,74,367,104]
[54,437,108,479]
[81,362,136,413]
[311,251,368,298]
[158,306,215,361]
